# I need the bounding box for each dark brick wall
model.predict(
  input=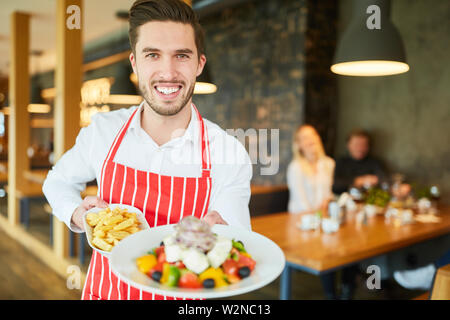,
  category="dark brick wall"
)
[194,0,309,185]
[304,0,338,156]
[194,0,338,185]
